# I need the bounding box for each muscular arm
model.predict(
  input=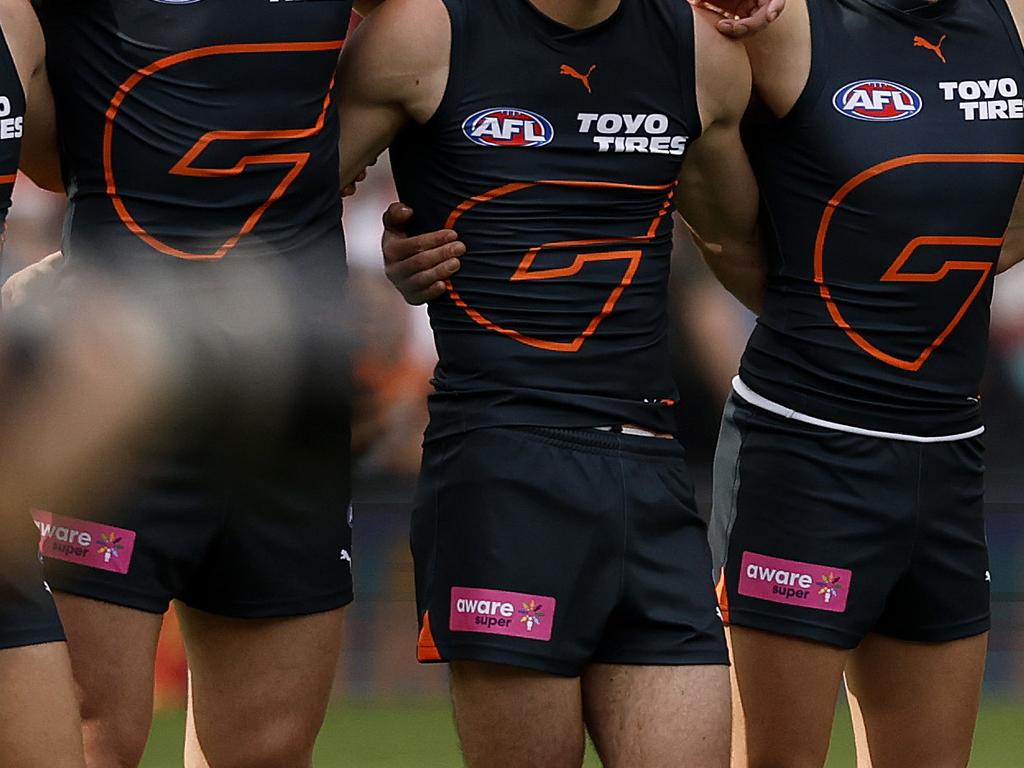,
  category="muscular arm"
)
[675,12,764,314]
[741,0,809,118]
[335,0,449,189]
[0,0,60,191]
